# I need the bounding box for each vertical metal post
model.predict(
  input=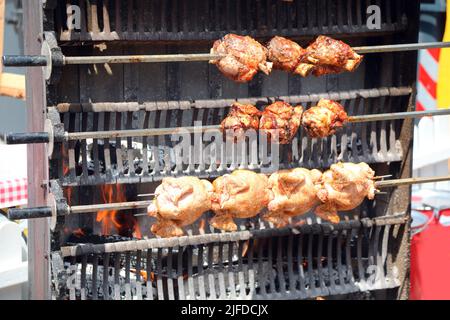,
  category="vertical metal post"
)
[24,0,51,300]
